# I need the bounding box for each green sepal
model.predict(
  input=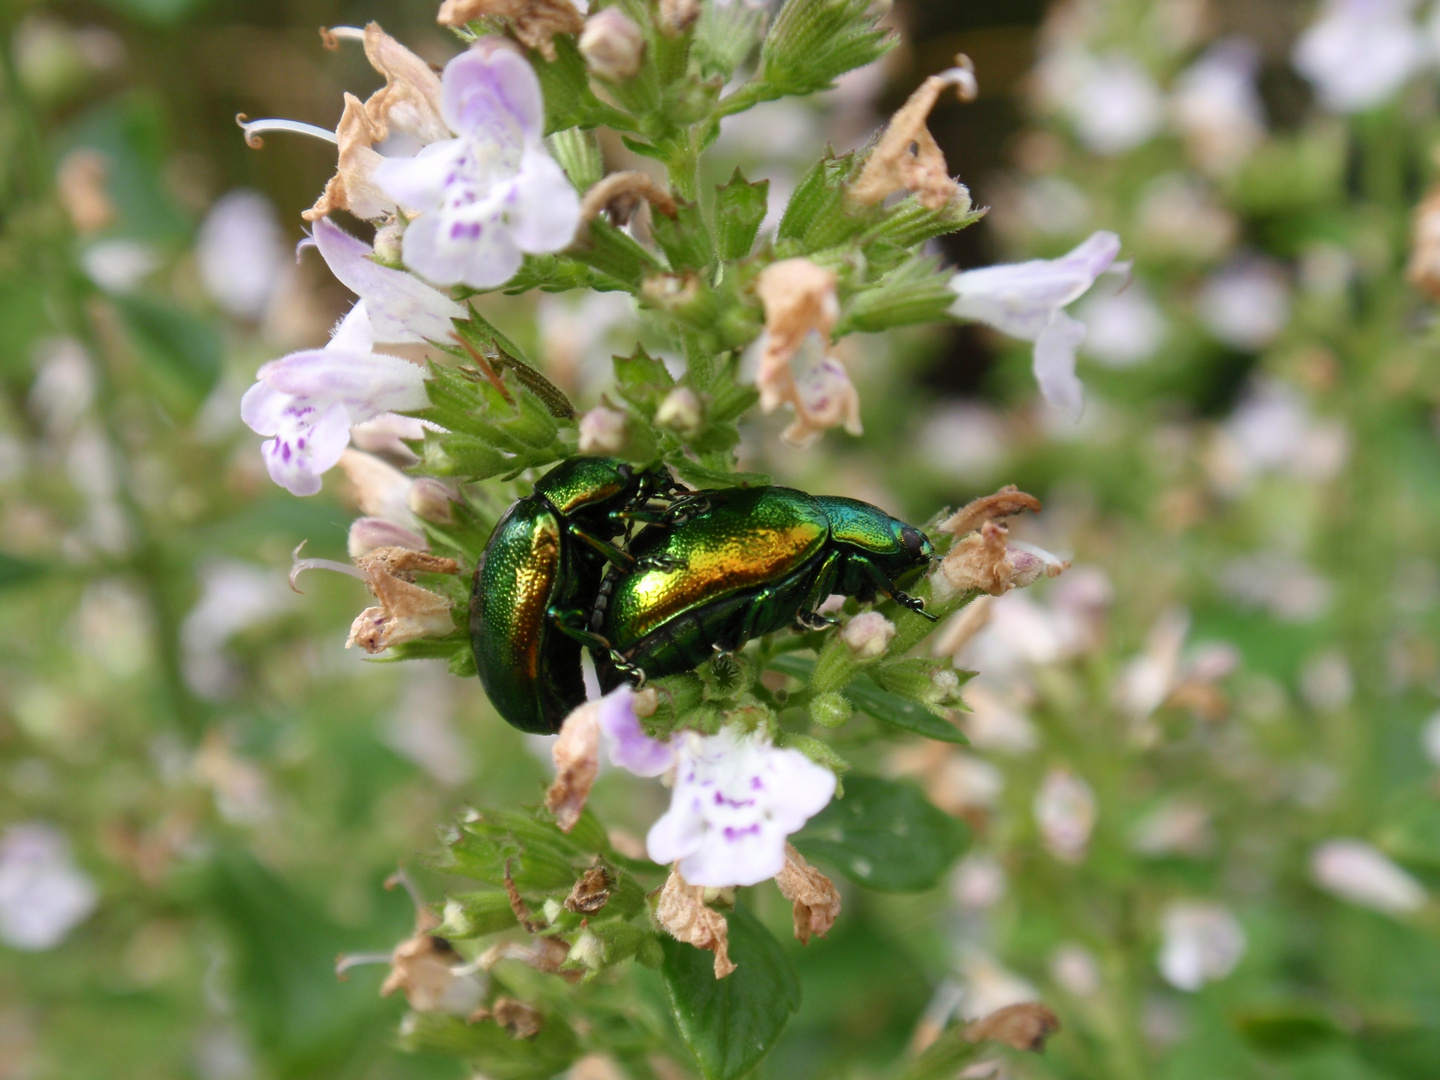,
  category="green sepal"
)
[861,190,984,250]
[547,126,604,192]
[693,0,768,80]
[838,256,958,335]
[570,220,664,287]
[899,1024,985,1080]
[650,200,715,272]
[667,456,771,490]
[499,253,628,294]
[398,1009,581,1080]
[453,313,576,419]
[713,168,770,261]
[443,809,599,891]
[775,732,850,780]
[757,0,893,98]
[777,151,873,251]
[807,691,853,729]
[422,432,508,479]
[435,890,522,938]
[612,345,676,417]
[532,36,628,134]
[844,676,966,745]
